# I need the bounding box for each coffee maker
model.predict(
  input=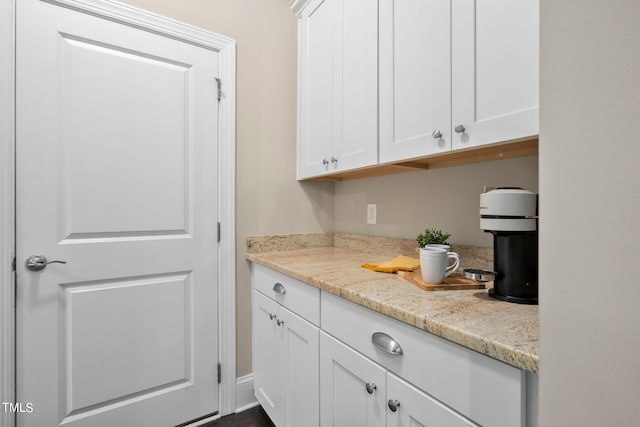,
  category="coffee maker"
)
[480,187,538,304]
